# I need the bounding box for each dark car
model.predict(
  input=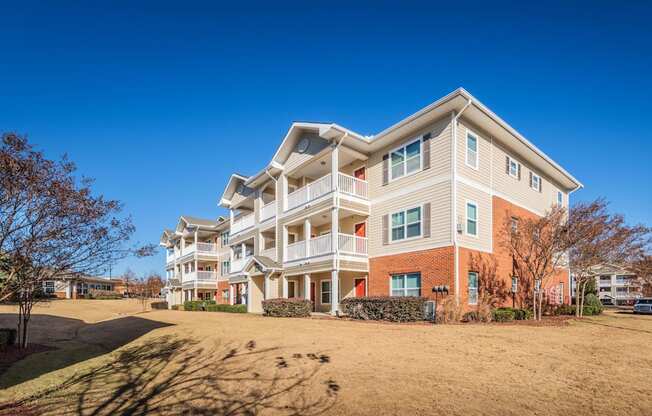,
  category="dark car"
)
[633,298,652,314]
